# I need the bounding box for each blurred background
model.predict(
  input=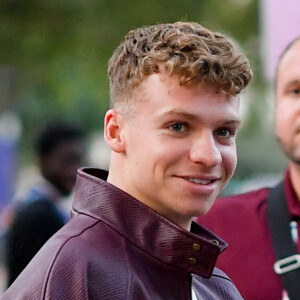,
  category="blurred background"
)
[1,0,300,212]
[0,1,300,287]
